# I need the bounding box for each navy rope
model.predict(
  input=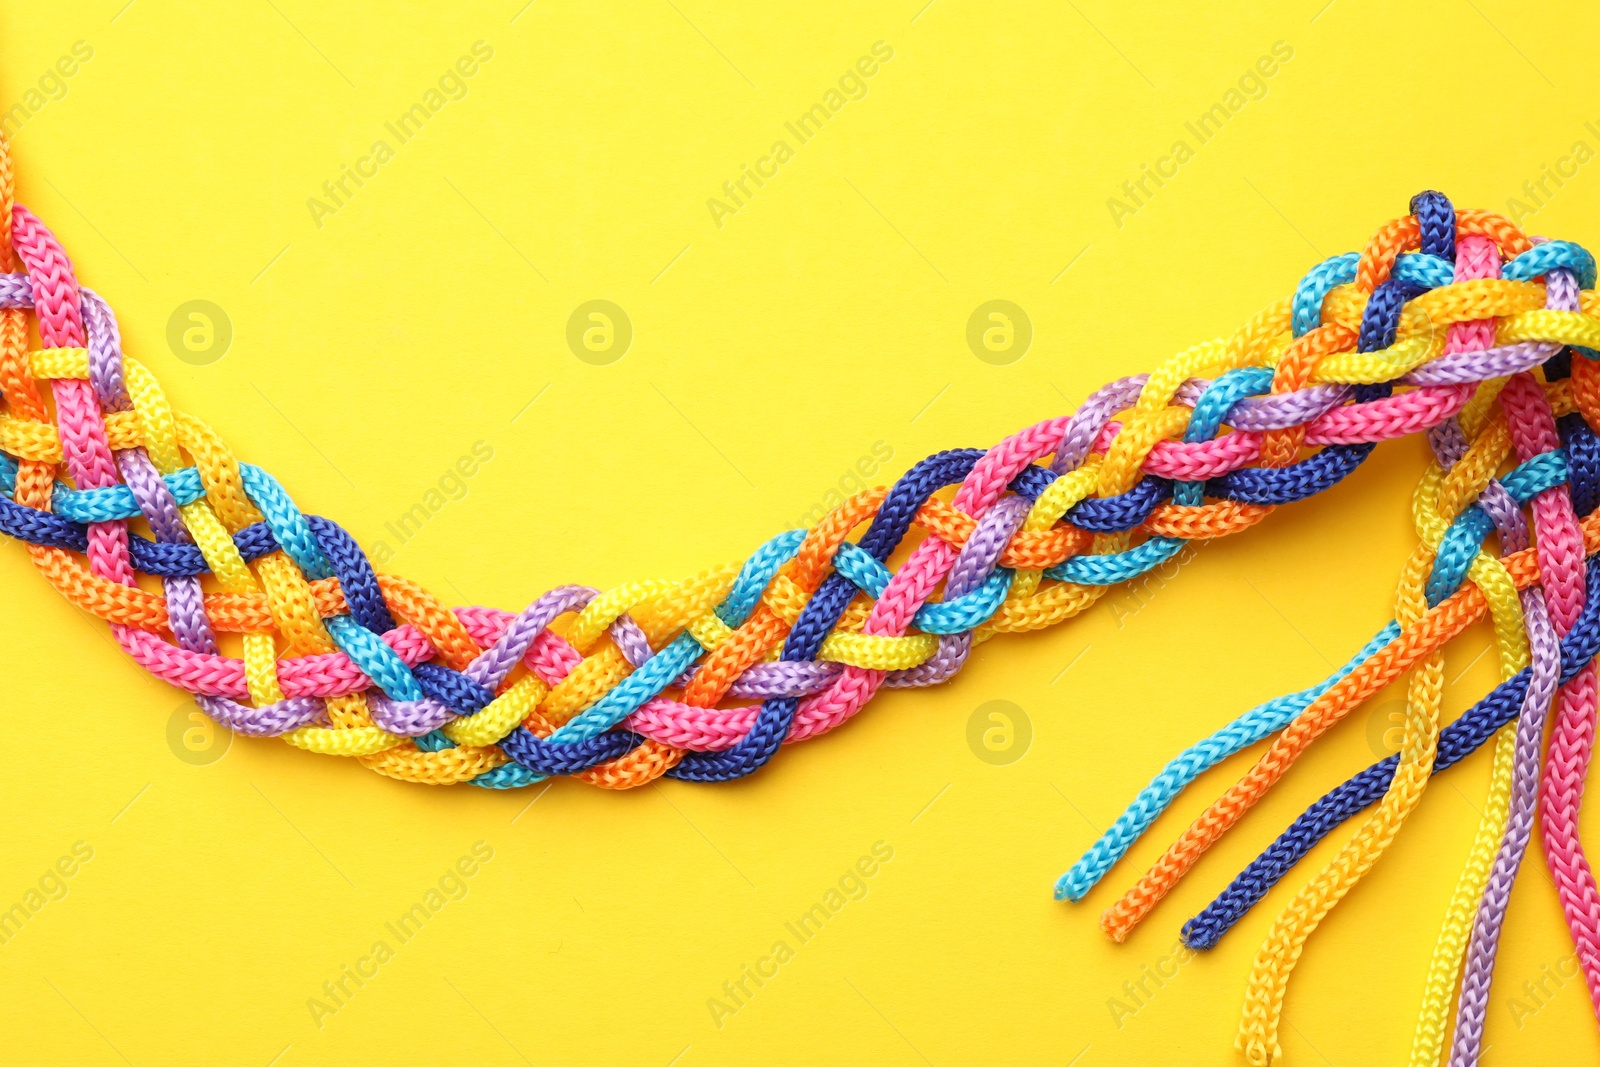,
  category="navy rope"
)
[1182,415,1600,949]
